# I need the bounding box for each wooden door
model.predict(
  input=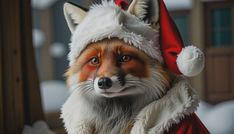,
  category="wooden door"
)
[204,1,234,103]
